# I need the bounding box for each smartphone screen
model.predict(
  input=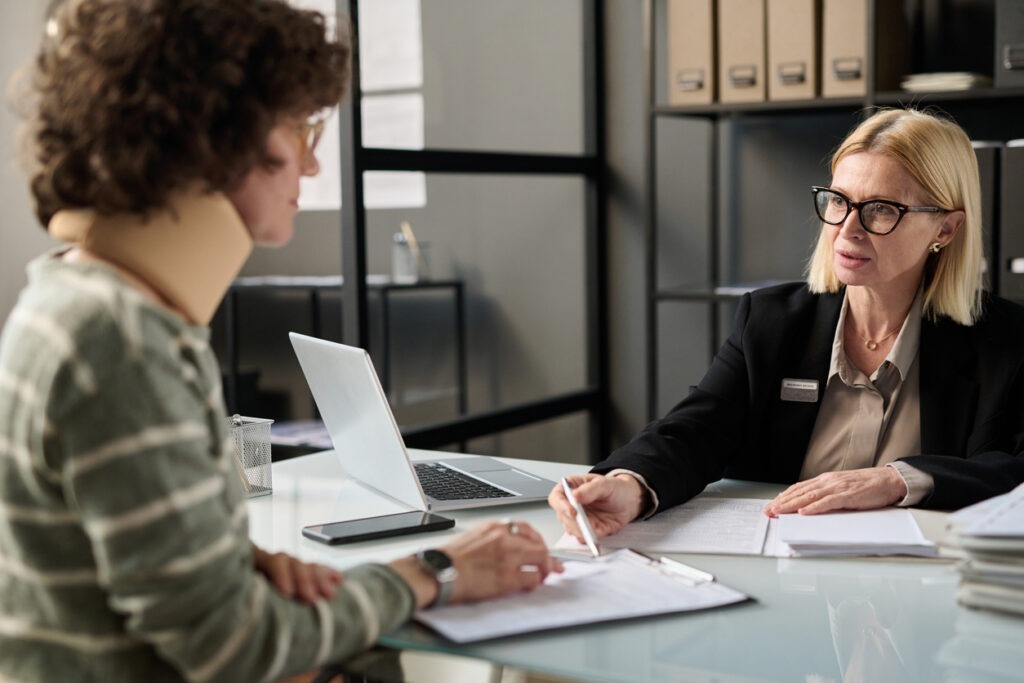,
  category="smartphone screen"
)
[301,511,455,545]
